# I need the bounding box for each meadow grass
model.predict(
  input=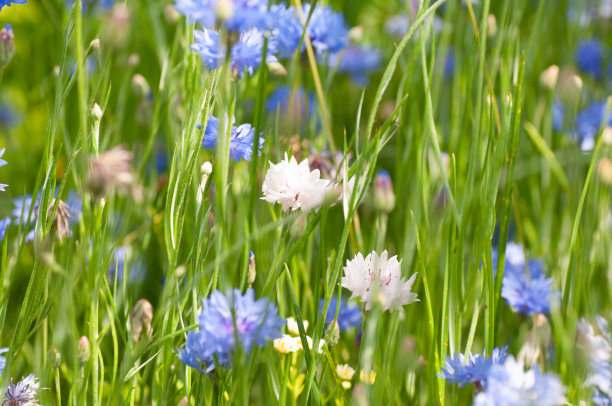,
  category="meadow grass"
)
[0,0,609,404]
